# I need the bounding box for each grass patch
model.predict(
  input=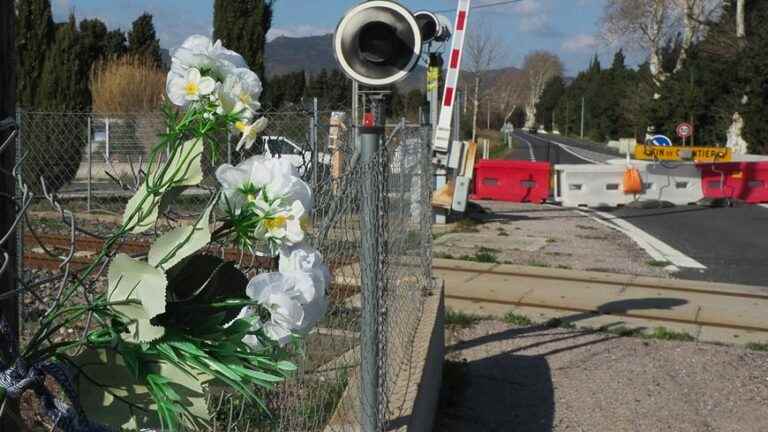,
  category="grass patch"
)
[503,310,533,326]
[445,308,485,329]
[460,247,500,263]
[545,238,558,244]
[644,327,695,341]
[528,261,550,268]
[455,217,482,233]
[435,252,455,259]
[433,231,450,241]
[745,342,768,352]
[545,317,576,329]
[601,325,646,337]
[647,260,672,267]
[556,264,572,270]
